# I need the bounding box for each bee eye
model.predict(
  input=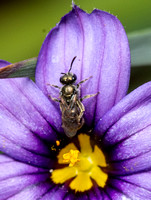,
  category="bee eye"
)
[60,75,67,84]
[72,74,77,82]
